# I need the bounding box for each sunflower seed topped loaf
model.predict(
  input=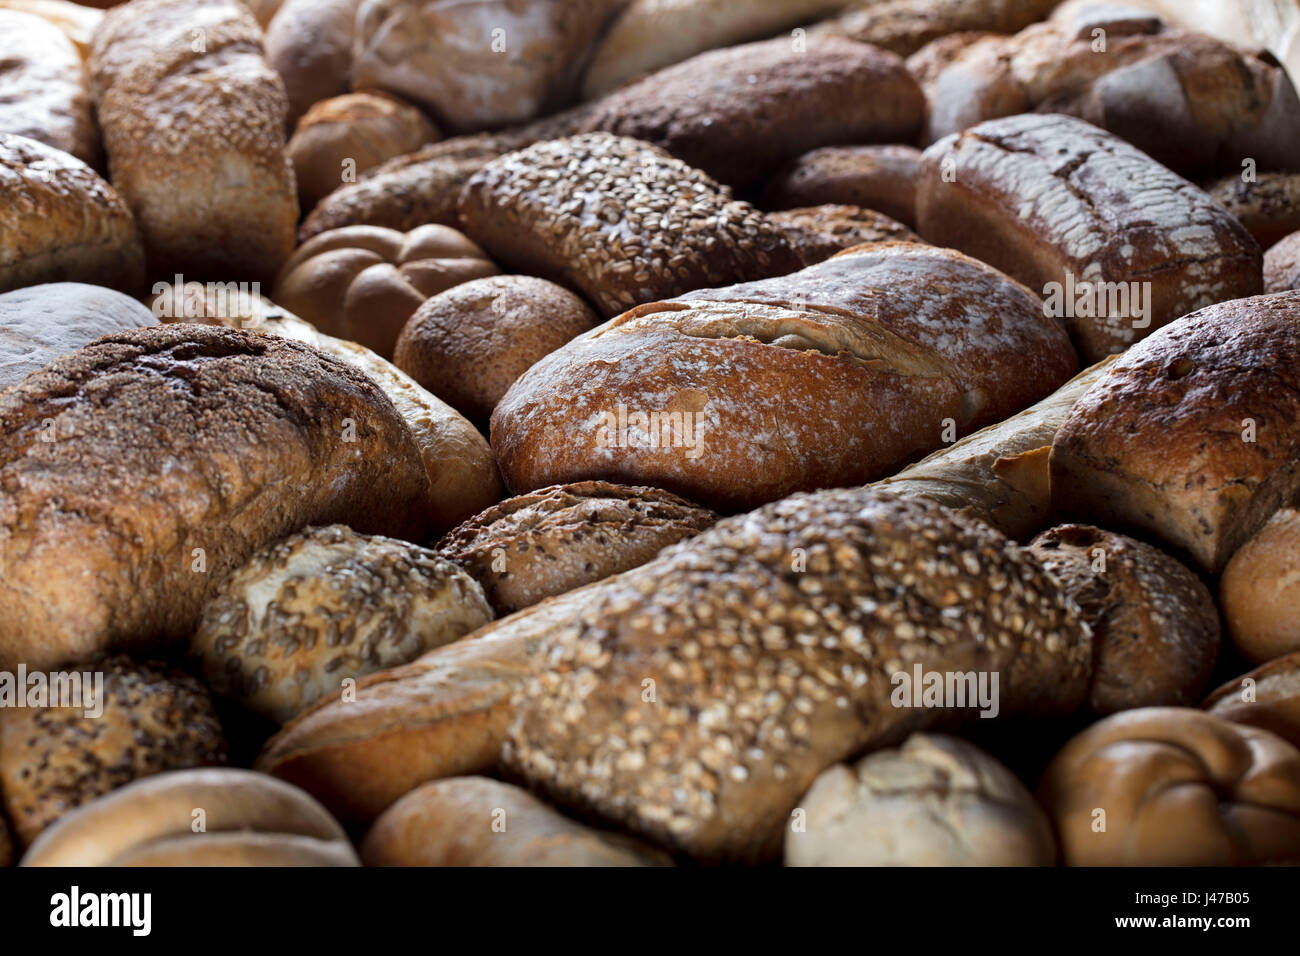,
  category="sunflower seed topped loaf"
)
[0,325,435,672]
[0,10,97,165]
[458,133,803,318]
[192,525,494,724]
[437,481,718,615]
[917,113,1263,361]
[491,241,1076,511]
[0,133,144,295]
